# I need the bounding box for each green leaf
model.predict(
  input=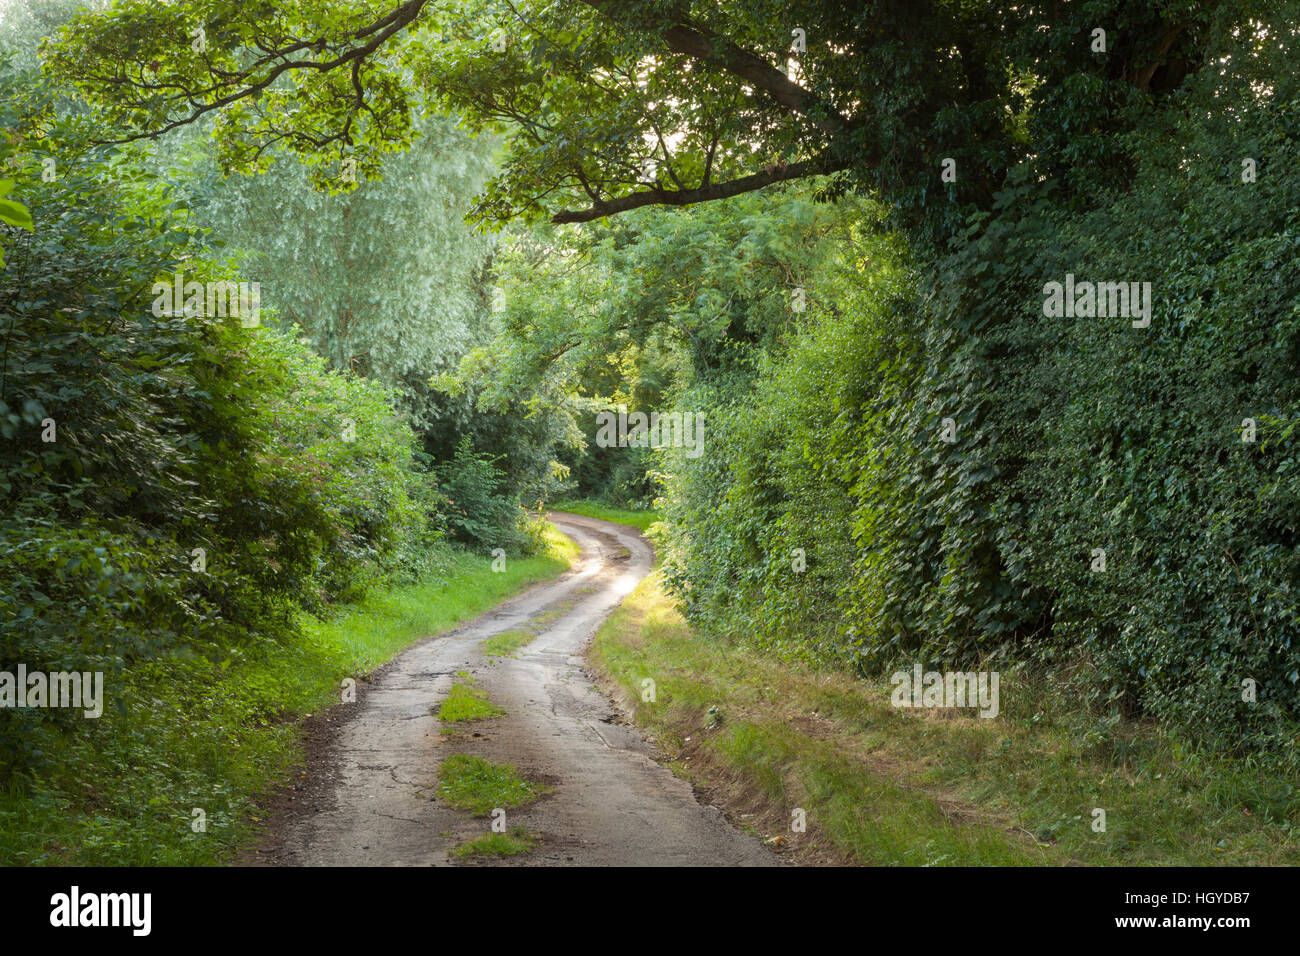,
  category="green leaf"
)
[0,197,34,231]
